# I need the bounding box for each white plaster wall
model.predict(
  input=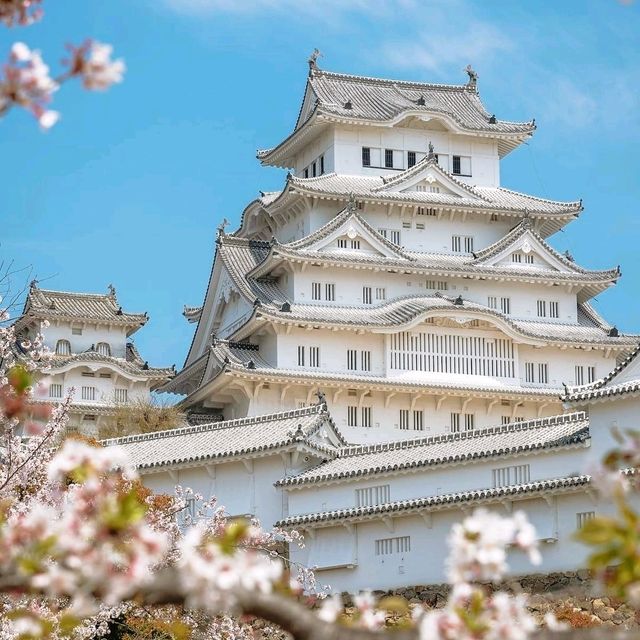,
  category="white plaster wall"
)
[294,129,335,177]
[286,447,587,516]
[43,322,128,358]
[587,395,640,460]
[290,491,611,592]
[331,125,500,187]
